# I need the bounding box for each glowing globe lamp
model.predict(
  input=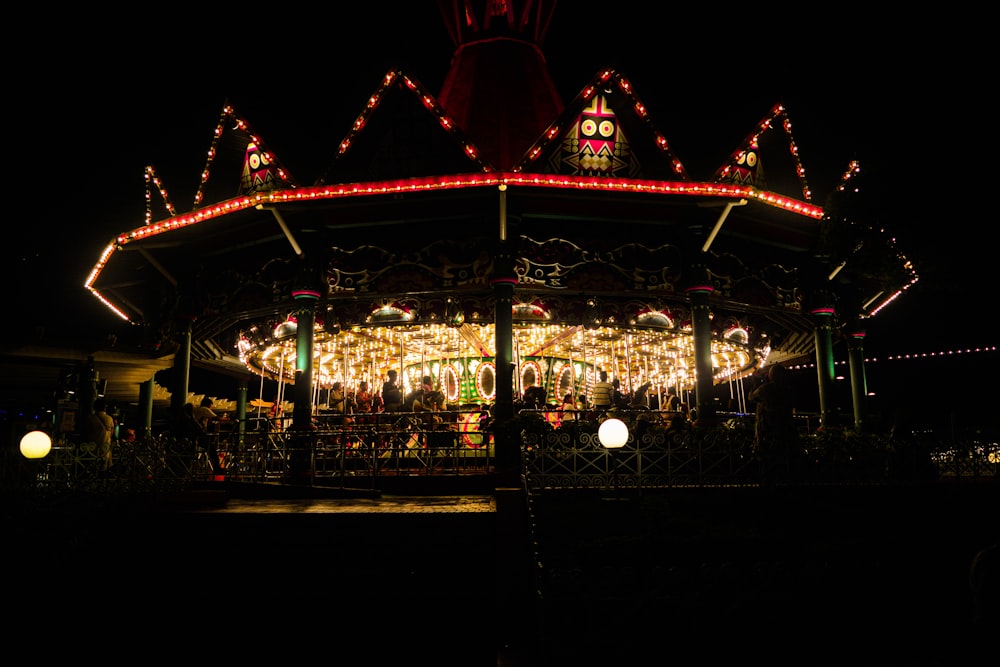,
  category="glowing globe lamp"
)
[20,430,52,459]
[598,418,628,449]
